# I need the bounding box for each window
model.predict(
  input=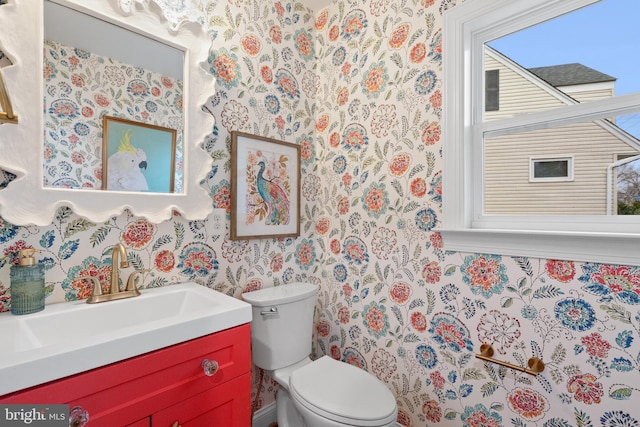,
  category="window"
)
[530,156,573,182]
[442,0,640,265]
[485,69,499,112]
